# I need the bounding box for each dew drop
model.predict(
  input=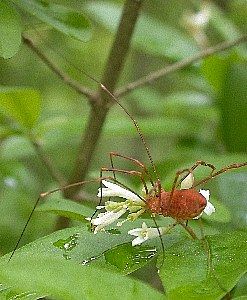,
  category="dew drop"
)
[81,256,99,266]
[53,233,79,259]
[7,291,37,300]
